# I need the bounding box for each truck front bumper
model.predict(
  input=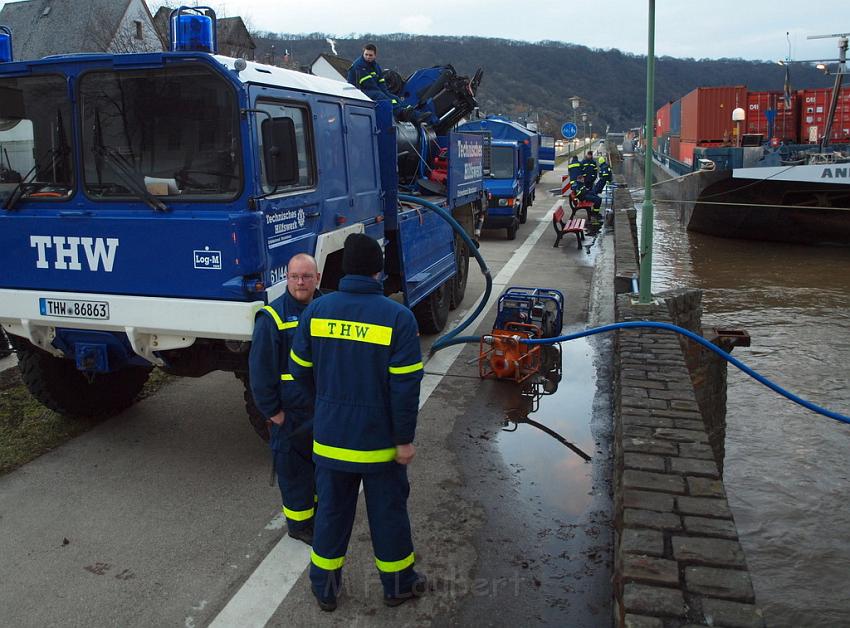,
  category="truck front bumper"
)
[0,288,264,366]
